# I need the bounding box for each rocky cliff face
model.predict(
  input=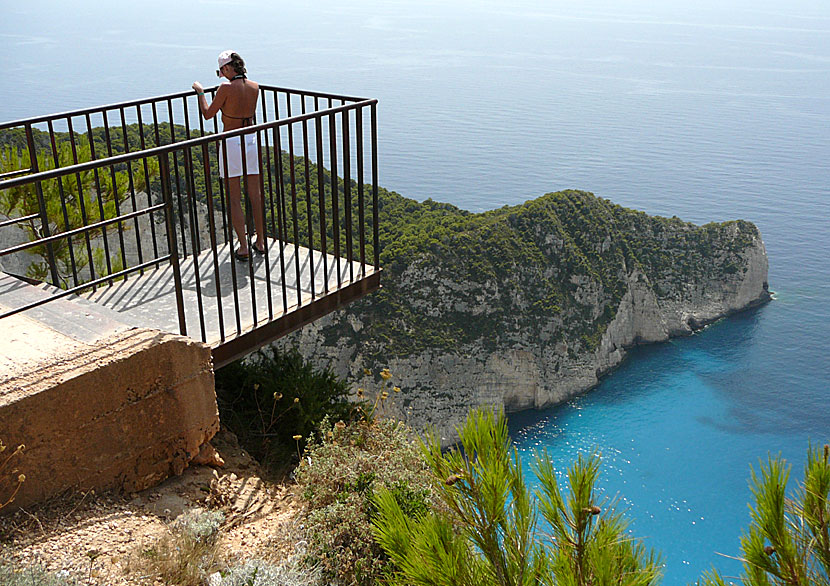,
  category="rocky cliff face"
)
[284,190,769,443]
